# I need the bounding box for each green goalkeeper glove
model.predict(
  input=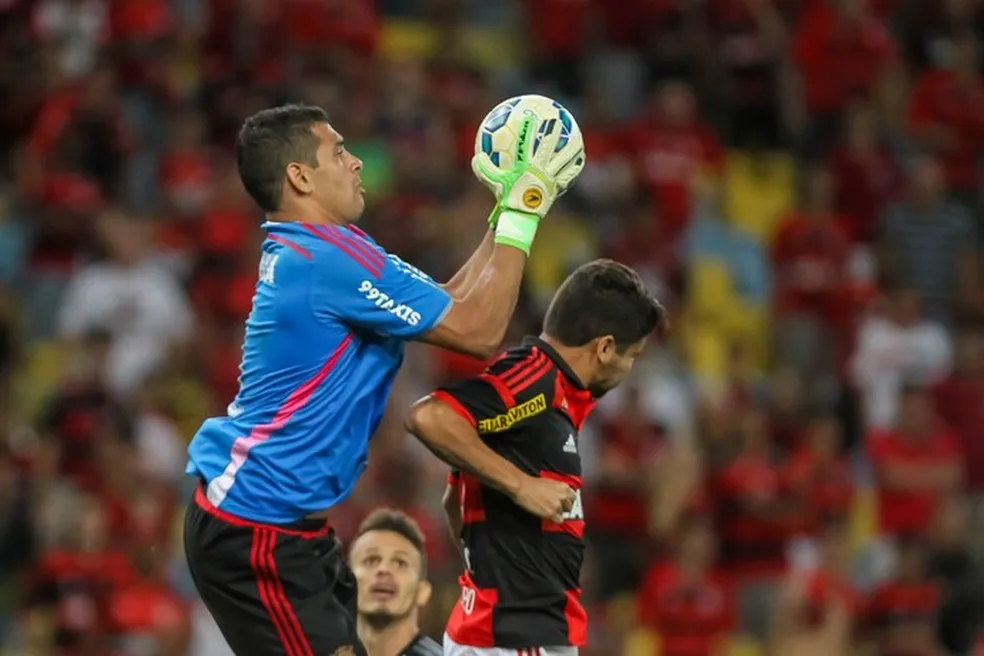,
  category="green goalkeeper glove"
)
[471,112,572,255]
